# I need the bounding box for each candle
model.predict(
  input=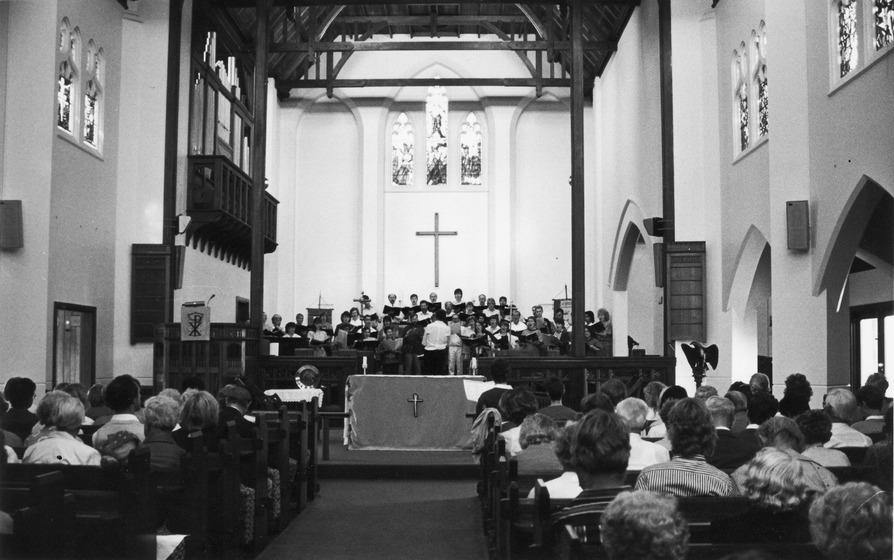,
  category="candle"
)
[362,356,368,367]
